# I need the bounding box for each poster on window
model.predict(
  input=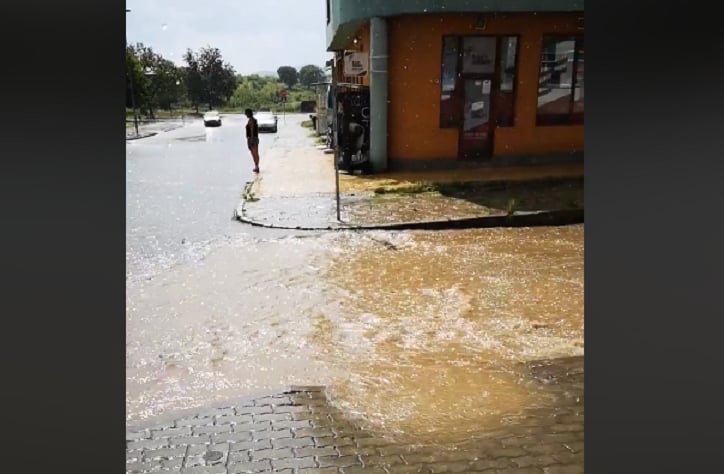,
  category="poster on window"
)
[344,52,368,77]
[462,37,497,74]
